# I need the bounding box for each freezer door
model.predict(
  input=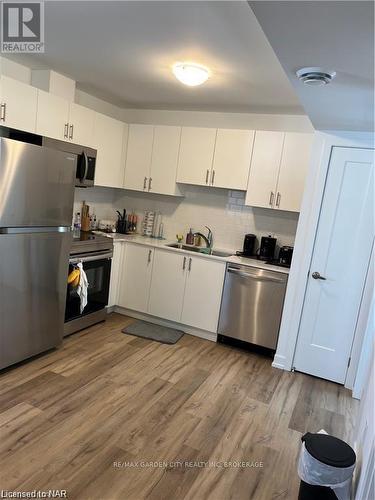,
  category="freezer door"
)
[0,138,76,227]
[0,229,71,369]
